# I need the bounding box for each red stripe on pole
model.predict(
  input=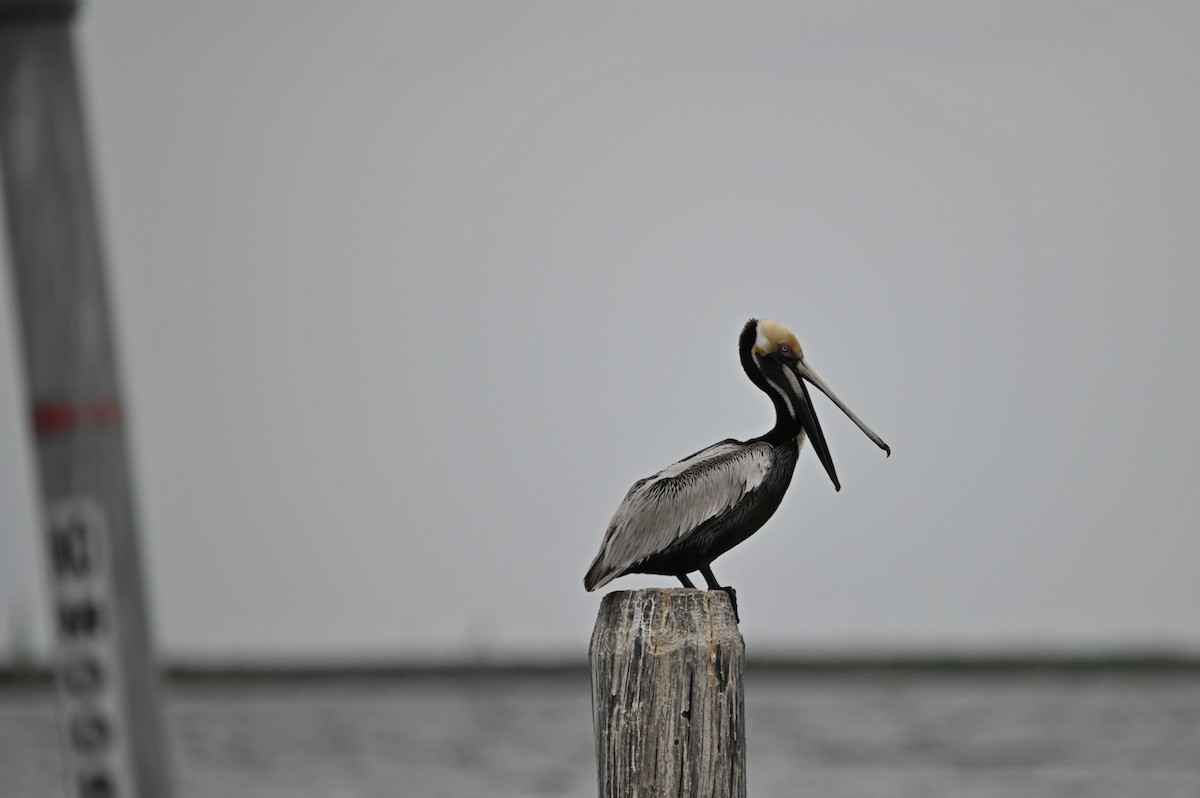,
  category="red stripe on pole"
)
[33,399,122,437]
